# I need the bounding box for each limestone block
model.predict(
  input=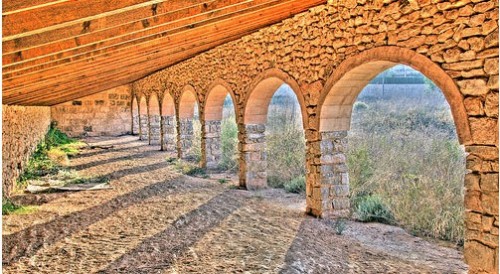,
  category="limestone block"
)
[457,79,489,95]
